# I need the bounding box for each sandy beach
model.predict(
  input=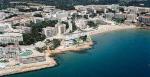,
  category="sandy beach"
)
[89,25,136,35]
